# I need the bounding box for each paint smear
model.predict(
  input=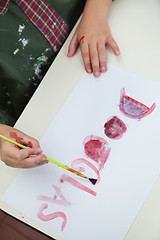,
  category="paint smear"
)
[71,158,101,184]
[83,135,111,170]
[18,38,29,49]
[10,132,24,144]
[104,116,127,140]
[119,88,156,119]
[37,184,72,206]
[10,132,33,147]
[34,55,48,79]
[60,174,96,196]
[37,203,67,231]
[13,48,19,55]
